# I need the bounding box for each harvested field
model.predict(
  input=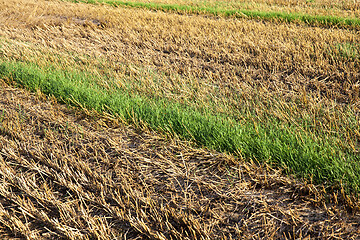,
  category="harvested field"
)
[0,80,359,239]
[1,0,359,126]
[1,0,359,105]
[0,0,360,238]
